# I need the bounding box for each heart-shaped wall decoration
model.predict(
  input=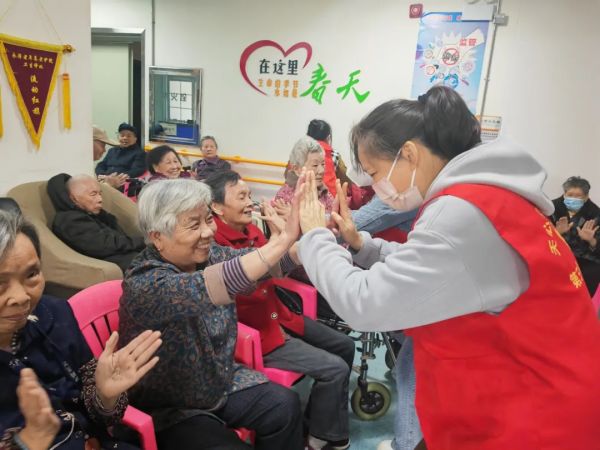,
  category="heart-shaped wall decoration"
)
[239,40,312,95]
